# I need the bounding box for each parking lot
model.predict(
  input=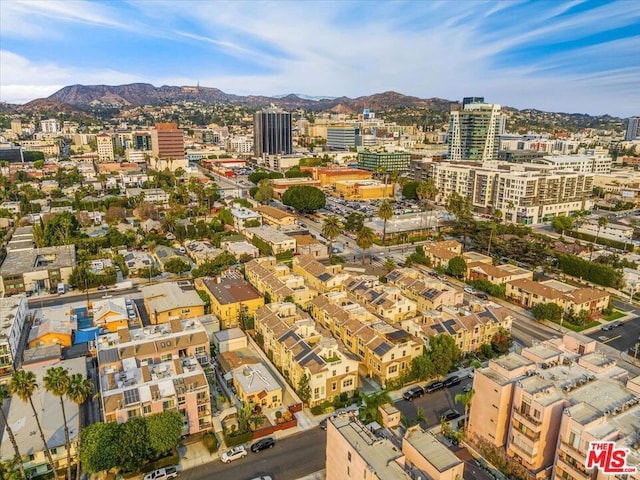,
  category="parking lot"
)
[587,314,640,355]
